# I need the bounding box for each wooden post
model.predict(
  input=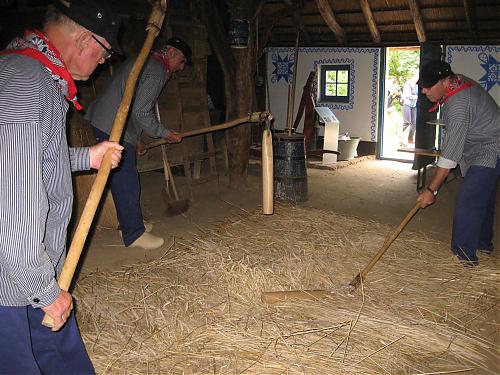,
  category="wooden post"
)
[286,29,300,136]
